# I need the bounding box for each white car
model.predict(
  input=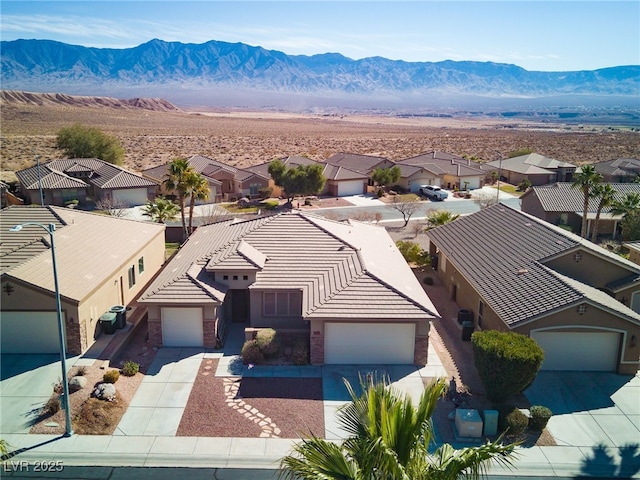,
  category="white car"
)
[419,185,448,201]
